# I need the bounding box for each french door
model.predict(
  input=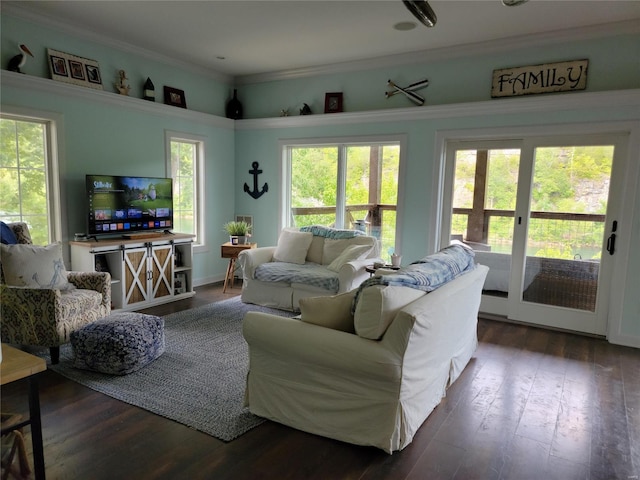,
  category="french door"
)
[440,132,627,335]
